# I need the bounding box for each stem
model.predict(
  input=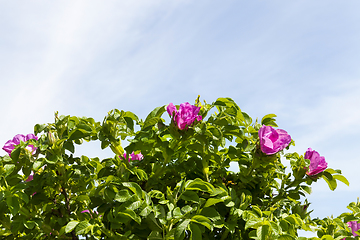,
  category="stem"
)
[2,176,9,188]
[61,186,78,240]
